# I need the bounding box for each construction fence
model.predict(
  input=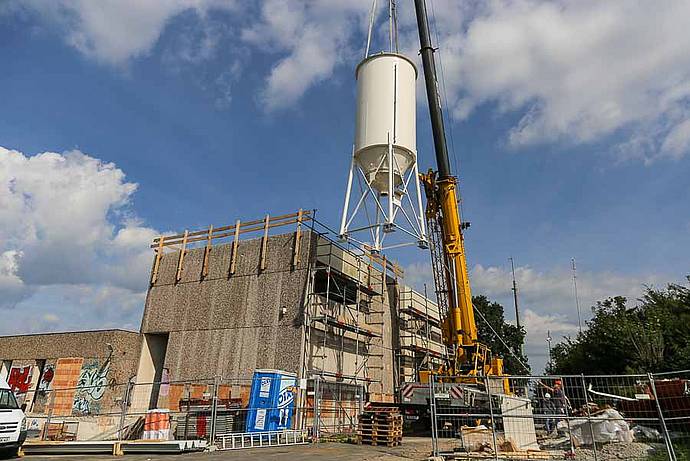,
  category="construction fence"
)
[428,370,690,461]
[19,370,690,459]
[22,374,364,450]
